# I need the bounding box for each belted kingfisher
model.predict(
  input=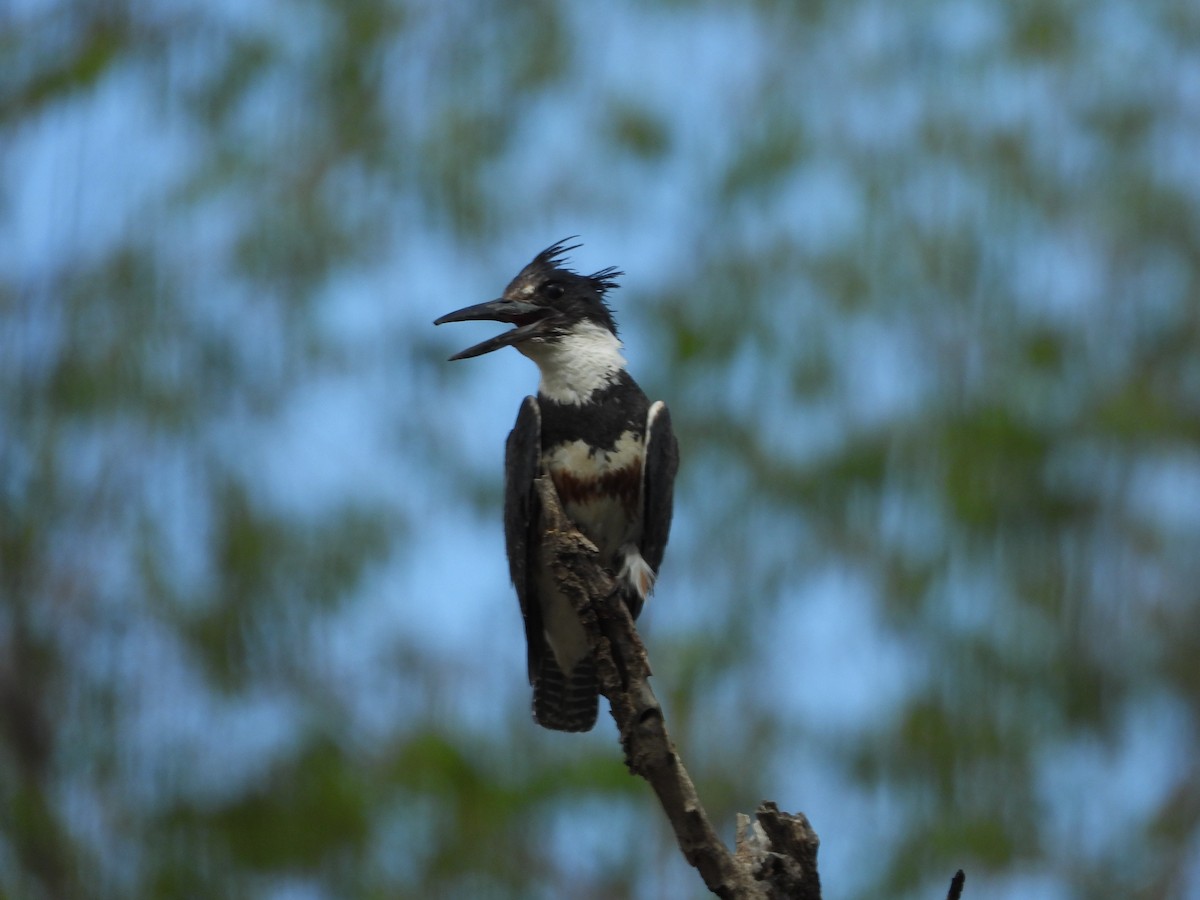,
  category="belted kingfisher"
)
[435,239,679,732]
